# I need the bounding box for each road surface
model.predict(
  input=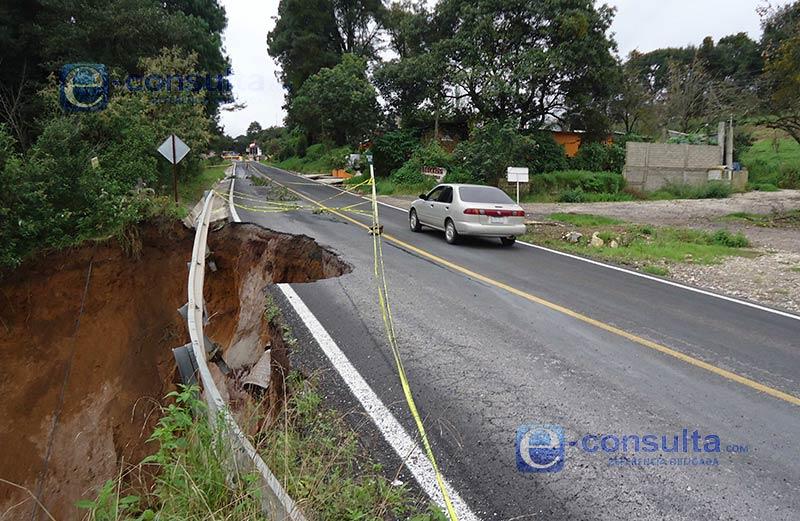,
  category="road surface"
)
[231,162,799,521]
